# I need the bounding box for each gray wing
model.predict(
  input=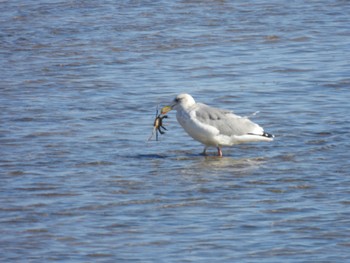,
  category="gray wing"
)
[194,103,262,136]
